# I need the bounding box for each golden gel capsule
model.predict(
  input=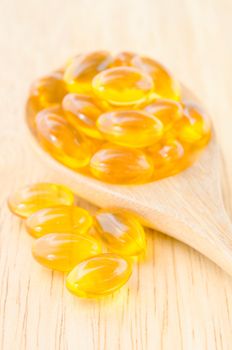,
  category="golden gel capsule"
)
[32,233,102,272]
[90,144,154,184]
[64,51,113,94]
[143,99,183,131]
[26,206,93,238]
[97,110,163,148]
[92,67,154,106]
[62,93,103,139]
[66,253,132,298]
[94,209,146,256]
[35,107,92,169]
[8,183,74,218]
[132,56,180,101]
[111,51,136,67]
